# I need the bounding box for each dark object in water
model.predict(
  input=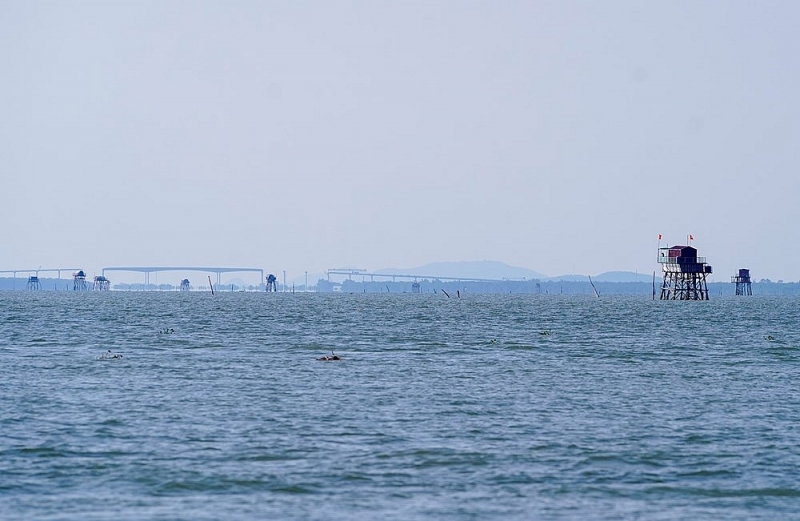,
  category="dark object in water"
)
[98,349,123,360]
[317,351,342,361]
